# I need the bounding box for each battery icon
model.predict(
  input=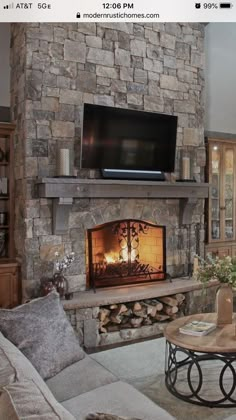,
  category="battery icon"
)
[219,2,232,7]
